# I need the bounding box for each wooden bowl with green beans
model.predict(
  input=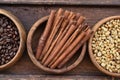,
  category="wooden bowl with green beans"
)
[89,16,120,77]
[27,8,93,74]
[0,9,26,70]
